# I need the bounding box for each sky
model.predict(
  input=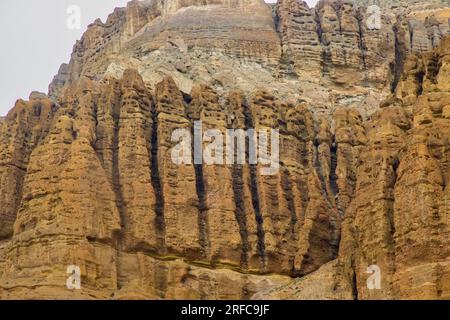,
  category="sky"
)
[0,0,319,116]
